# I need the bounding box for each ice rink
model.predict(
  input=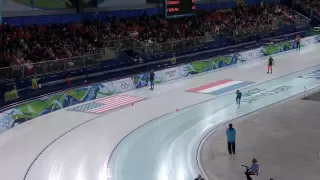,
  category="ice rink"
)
[0,45,320,180]
[199,87,320,180]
